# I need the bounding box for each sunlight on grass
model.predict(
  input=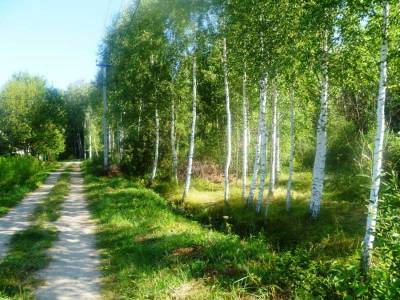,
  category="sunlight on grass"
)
[83,160,369,299]
[0,170,70,299]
